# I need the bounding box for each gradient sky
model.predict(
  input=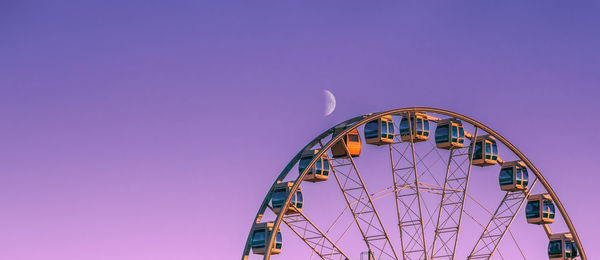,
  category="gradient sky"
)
[1,1,599,259]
